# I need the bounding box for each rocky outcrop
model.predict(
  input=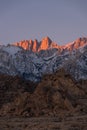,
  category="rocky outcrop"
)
[62,37,87,51]
[13,36,87,52]
[13,36,59,52]
[0,74,37,115]
[38,37,59,51]
[38,37,52,51]
[0,69,87,117]
[13,39,39,51]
